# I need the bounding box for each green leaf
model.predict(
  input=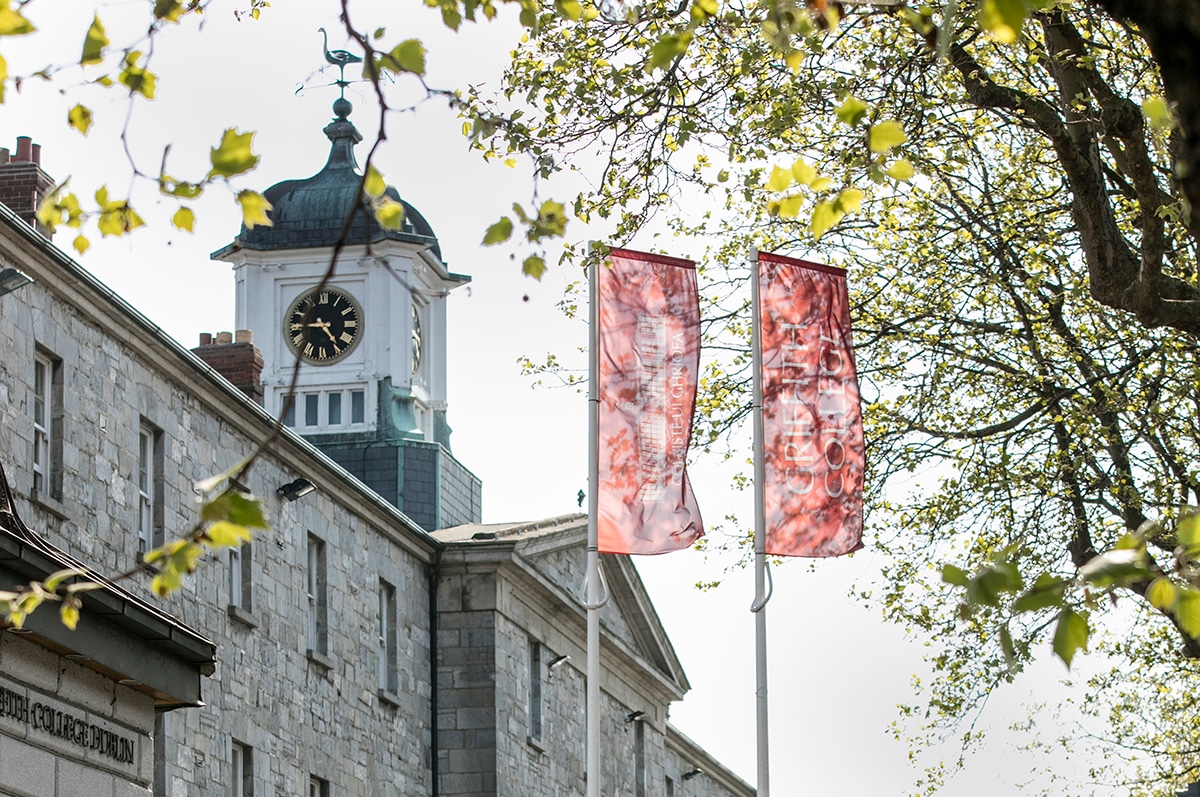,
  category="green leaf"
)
[172,207,195,232]
[1146,577,1177,611]
[776,194,803,219]
[226,492,268,528]
[59,601,80,631]
[44,568,85,591]
[941,564,970,586]
[791,158,817,186]
[1012,574,1067,613]
[364,165,387,198]
[96,198,145,237]
[118,52,157,99]
[979,0,1026,43]
[0,1,35,35]
[868,120,907,153]
[810,201,841,240]
[1142,96,1175,131]
[556,0,584,20]
[690,0,718,21]
[153,0,185,22]
[237,190,273,229]
[768,165,793,192]
[482,216,514,245]
[384,39,426,75]
[209,128,260,179]
[523,255,547,280]
[835,96,868,127]
[81,14,109,66]
[68,104,93,135]
[966,562,1022,608]
[1175,589,1200,639]
[886,159,915,180]
[1078,547,1150,588]
[999,624,1016,669]
[1052,607,1089,668]
[834,188,865,214]
[647,33,692,72]
[1177,510,1200,557]
[72,235,90,255]
[205,520,253,548]
[374,198,405,230]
